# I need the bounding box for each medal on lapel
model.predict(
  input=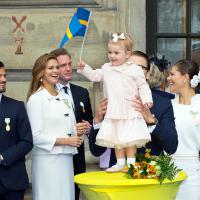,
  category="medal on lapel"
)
[80,102,85,113]
[5,118,11,132]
